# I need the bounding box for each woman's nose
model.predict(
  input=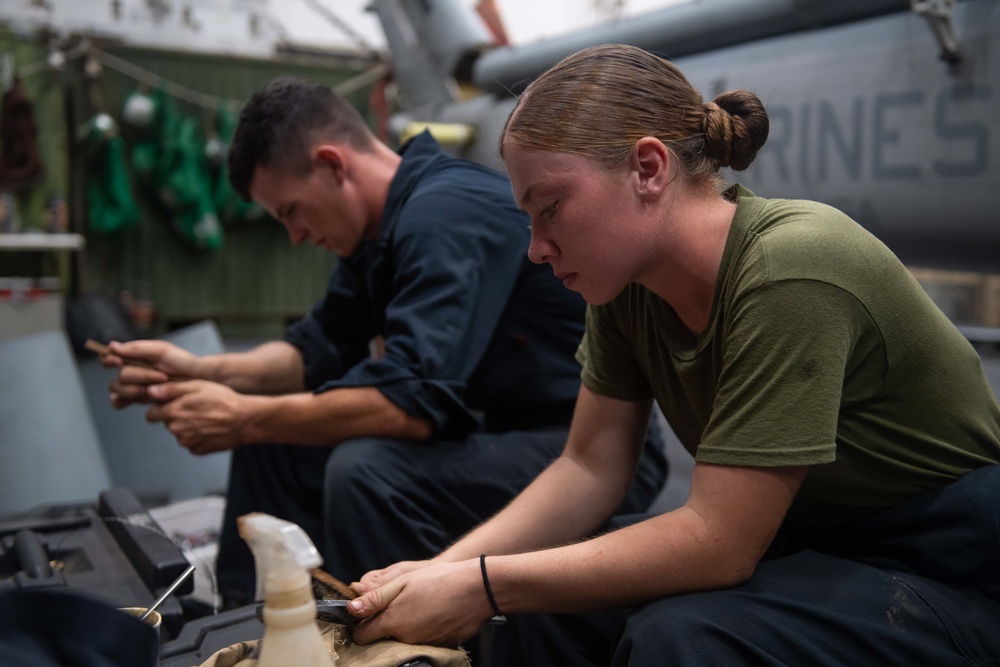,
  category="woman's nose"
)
[527,225,556,264]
